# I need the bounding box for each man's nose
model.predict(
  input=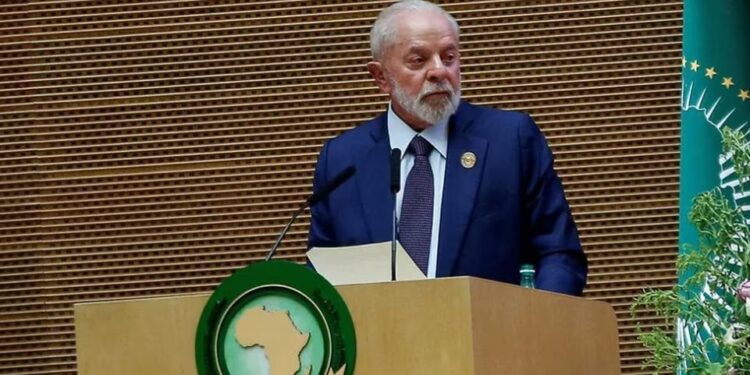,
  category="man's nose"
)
[426,56,448,82]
